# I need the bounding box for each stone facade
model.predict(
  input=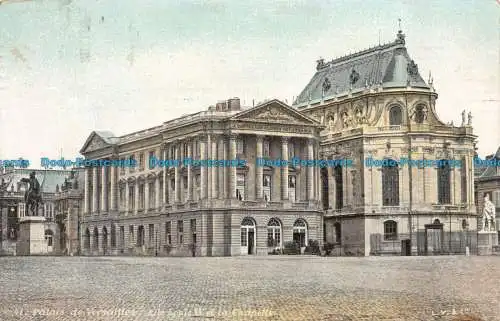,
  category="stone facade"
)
[297,30,478,256]
[79,99,324,256]
[79,30,480,257]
